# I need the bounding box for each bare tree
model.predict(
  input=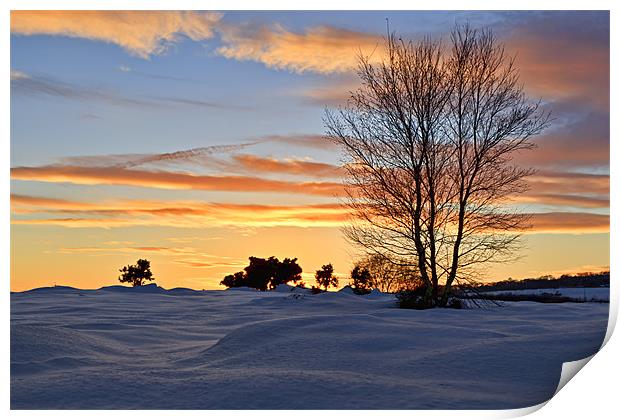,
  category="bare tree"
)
[325,25,549,307]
